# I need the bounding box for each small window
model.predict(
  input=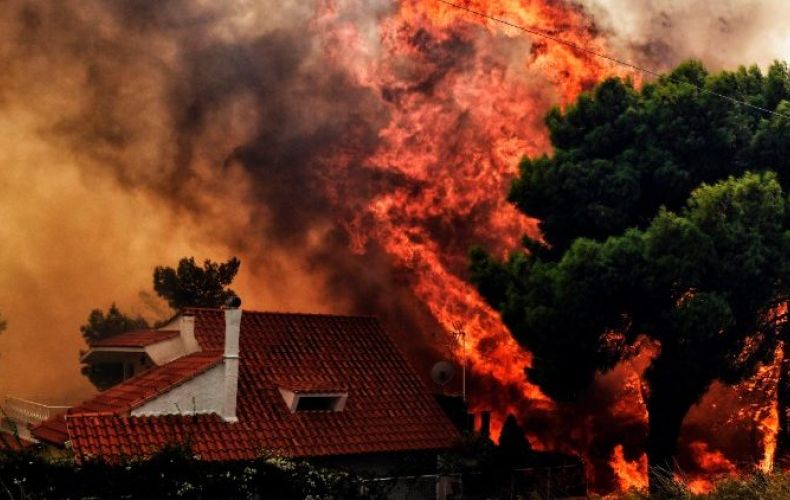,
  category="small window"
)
[279,388,347,412]
[295,395,343,411]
